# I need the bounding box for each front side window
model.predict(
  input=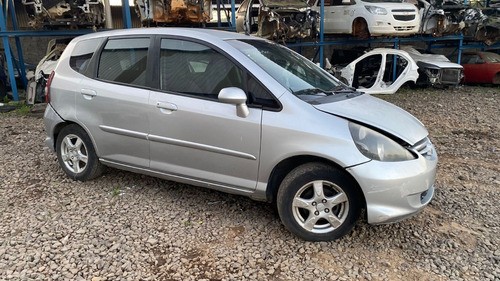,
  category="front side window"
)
[159,39,244,99]
[97,38,149,87]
